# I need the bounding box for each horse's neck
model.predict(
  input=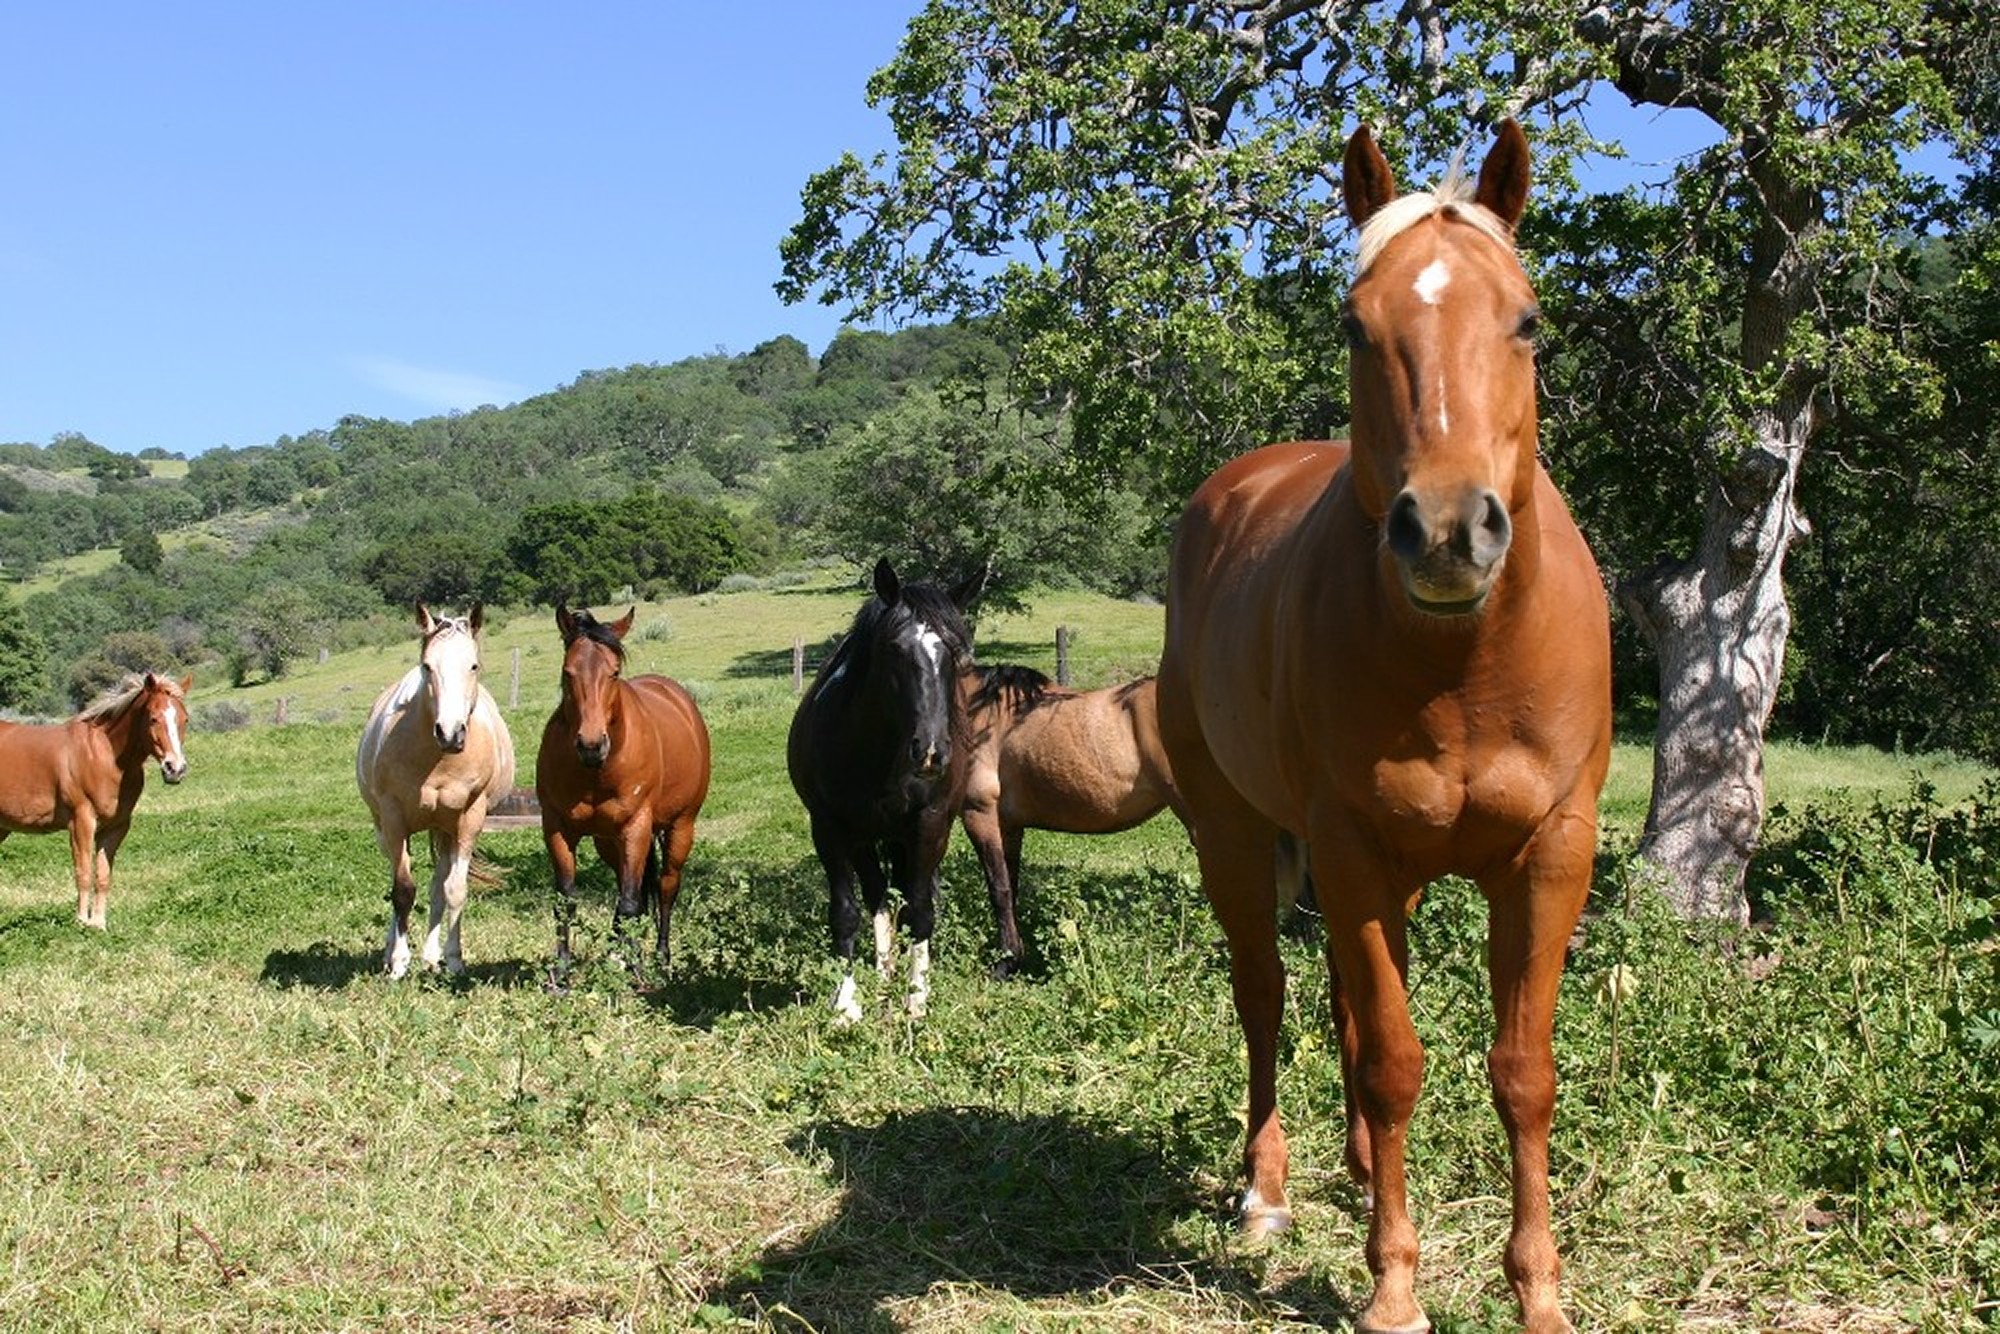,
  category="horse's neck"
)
[84,703,148,770]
